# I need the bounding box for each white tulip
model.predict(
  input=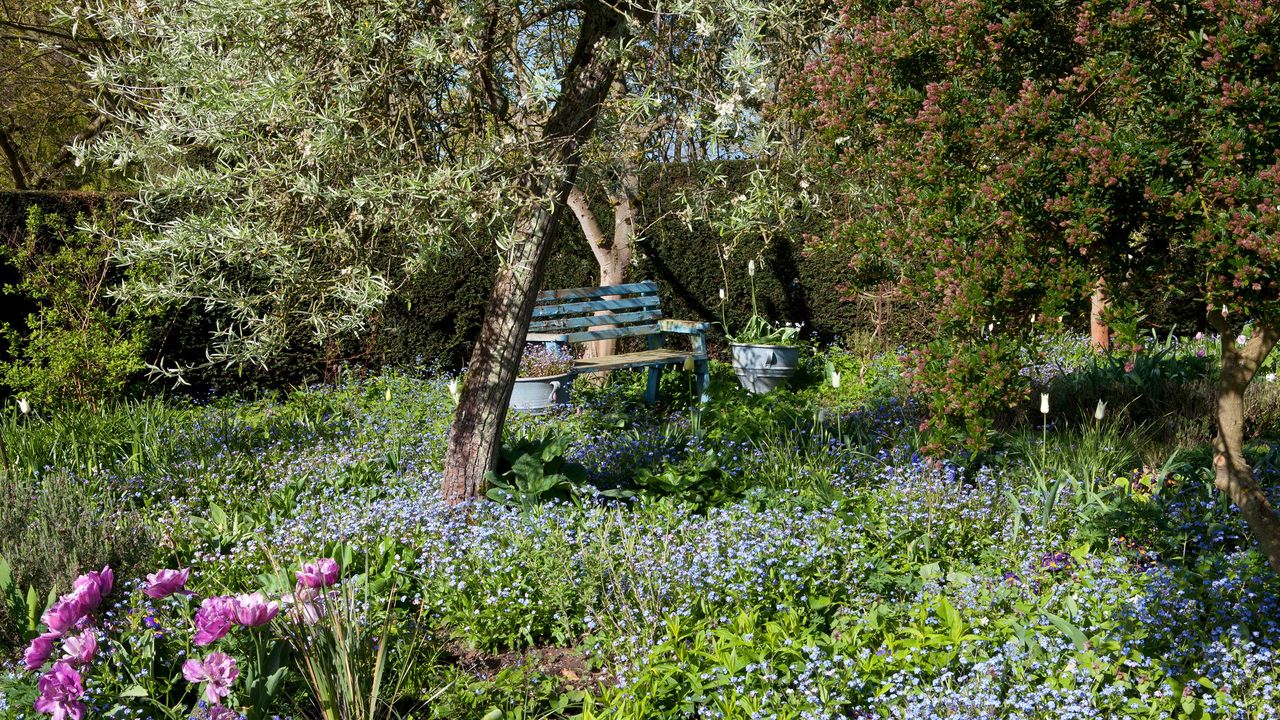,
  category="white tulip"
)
[830,371,842,390]
[1040,393,1050,415]
[1094,399,1107,420]
[748,260,756,277]
[447,379,460,403]
[718,288,726,301]
[17,398,30,415]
